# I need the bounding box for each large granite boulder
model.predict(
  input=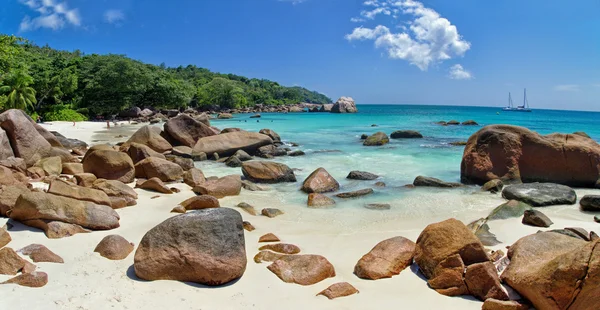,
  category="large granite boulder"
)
[164,114,216,147]
[124,142,165,164]
[267,255,336,285]
[258,129,281,142]
[92,179,138,207]
[241,161,296,183]
[354,236,416,280]
[501,232,599,310]
[9,192,120,231]
[502,183,577,207]
[301,167,339,193]
[82,148,135,183]
[134,157,183,182]
[363,132,389,146]
[0,109,53,166]
[183,168,206,187]
[48,179,111,206]
[192,131,273,158]
[50,131,87,149]
[0,128,15,160]
[33,156,62,176]
[134,208,246,285]
[119,106,141,118]
[320,104,333,112]
[125,125,172,153]
[0,185,30,216]
[331,97,358,113]
[192,175,241,198]
[461,125,600,187]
